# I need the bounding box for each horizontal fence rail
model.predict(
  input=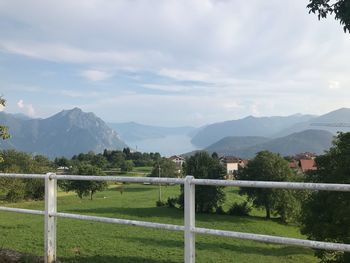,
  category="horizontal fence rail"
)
[0,173,349,263]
